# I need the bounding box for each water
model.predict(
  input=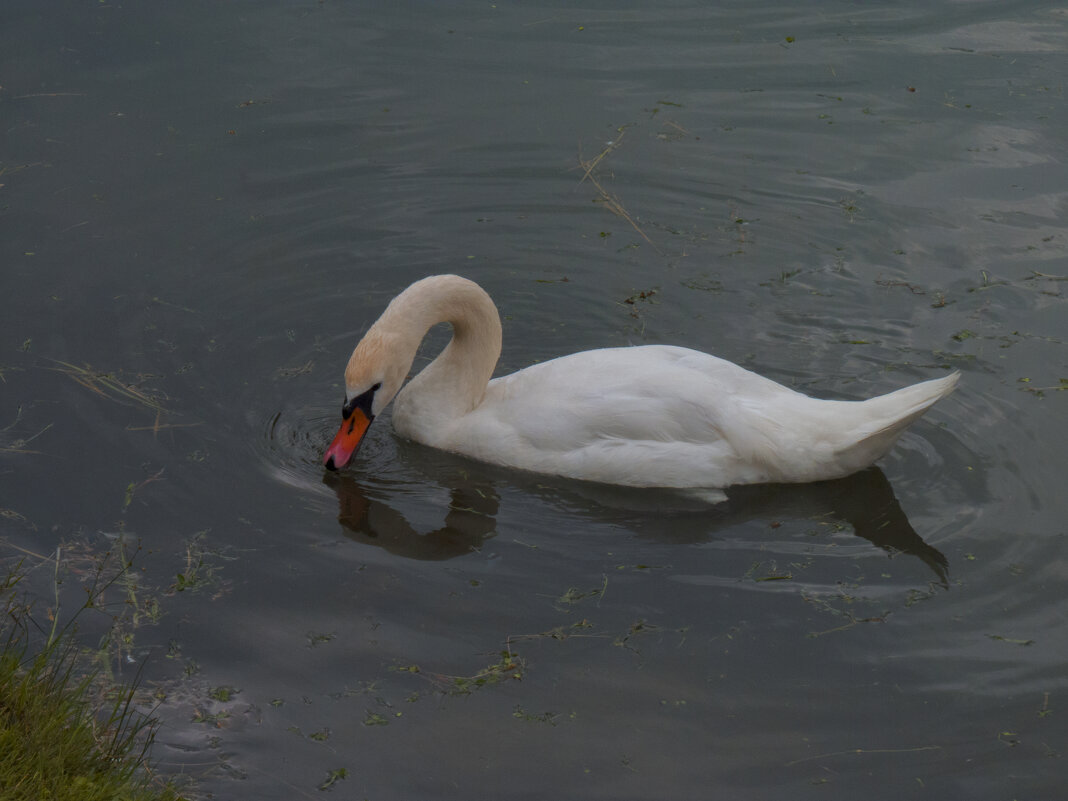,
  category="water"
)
[2,2,1066,798]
